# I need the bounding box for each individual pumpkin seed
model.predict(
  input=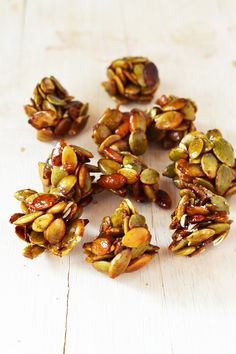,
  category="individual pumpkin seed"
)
[155,111,184,130]
[118,167,139,184]
[14,189,37,202]
[99,108,123,130]
[51,166,68,186]
[169,147,188,162]
[61,145,78,173]
[98,173,127,190]
[130,241,149,259]
[32,213,54,232]
[180,101,196,120]
[108,249,132,278]
[98,134,121,154]
[29,231,46,246]
[70,145,93,159]
[133,64,145,87]
[47,94,67,106]
[13,211,43,225]
[93,261,110,273]
[186,228,215,245]
[40,77,55,93]
[91,237,113,256]
[176,246,196,256]
[201,153,218,179]
[23,245,45,259]
[140,168,159,185]
[129,214,146,229]
[98,159,122,175]
[126,253,154,273]
[44,218,66,244]
[175,194,189,220]
[122,227,151,248]
[225,184,236,196]
[57,175,77,194]
[213,137,234,167]
[111,208,124,228]
[162,162,176,178]
[210,195,229,213]
[215,164,234,195]
[129,130,148,155]
[188,138,204,159]
[207,129,222,141]
[30,194,58,210]
[143,62,158,88]
[169,238,188,252]
[193,178,215,192]
[213,231,229,246]
[60,219,85,253]
[29,110,58,129]
[208,223,230,234]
